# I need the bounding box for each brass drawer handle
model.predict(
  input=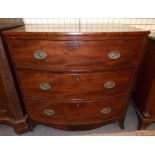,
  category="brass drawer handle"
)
[33,50,47,60]
[44,109,55,116]
[39,83,51,91]
[101,108,112,115]
[104,81,115,89]
[108,51,121,60]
